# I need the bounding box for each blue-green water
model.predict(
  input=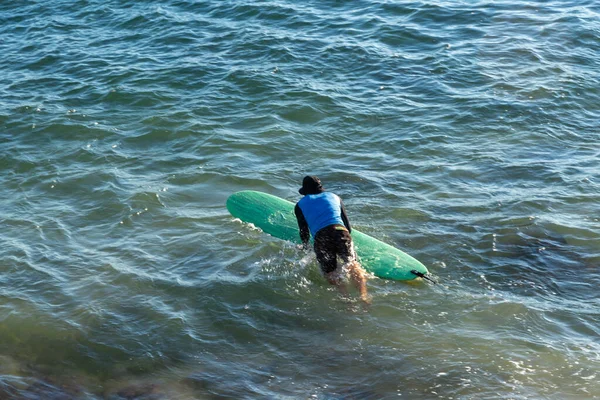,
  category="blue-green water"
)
[1,1,599,398]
